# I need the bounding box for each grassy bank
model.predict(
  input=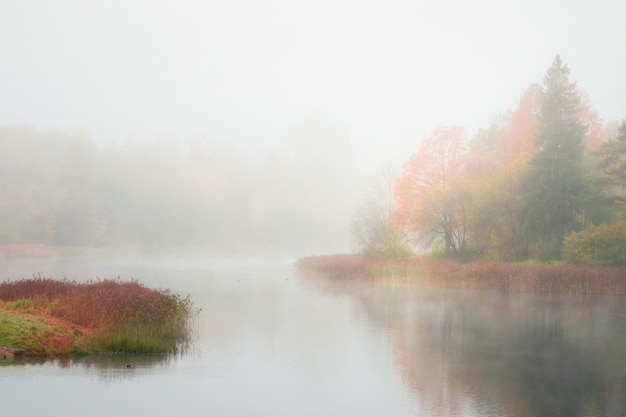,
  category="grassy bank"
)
[0,278,196,357]
[296,254,626,295]
[0,304,92,356]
